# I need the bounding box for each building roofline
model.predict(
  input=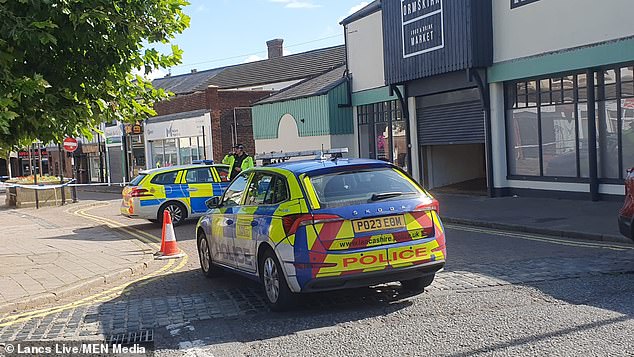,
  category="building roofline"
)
[340,0,381,26]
